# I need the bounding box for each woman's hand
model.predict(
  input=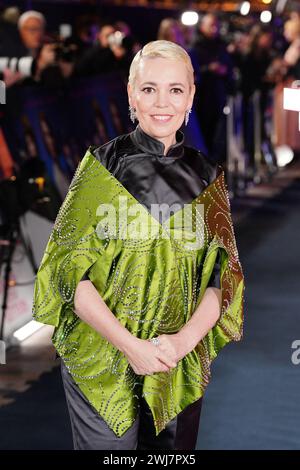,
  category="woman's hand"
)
[153,333,191,363]
[123,333,192,376]
[123,337,178,376]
